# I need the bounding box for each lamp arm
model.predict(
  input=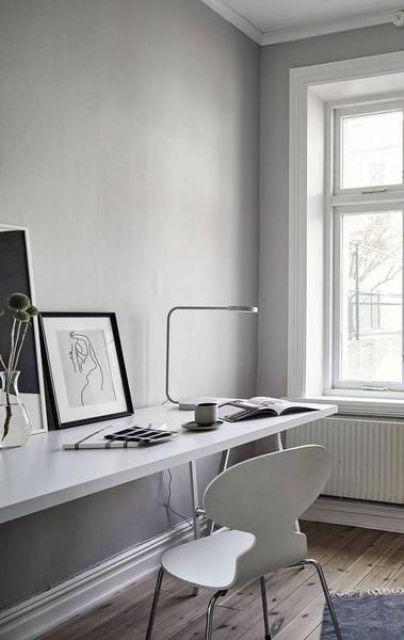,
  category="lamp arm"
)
[165,305,258,404]
[165,307,229,404]
[165,307,178,404]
